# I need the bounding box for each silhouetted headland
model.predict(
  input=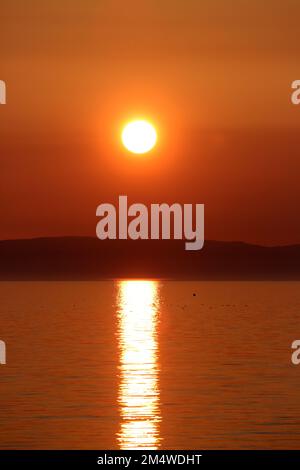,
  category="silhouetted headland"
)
[0,237,299,280]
